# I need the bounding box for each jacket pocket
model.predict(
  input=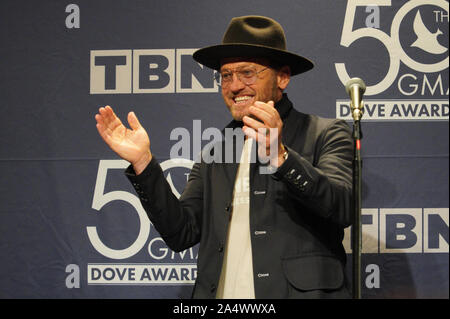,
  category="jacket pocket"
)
[282,255,344,291]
